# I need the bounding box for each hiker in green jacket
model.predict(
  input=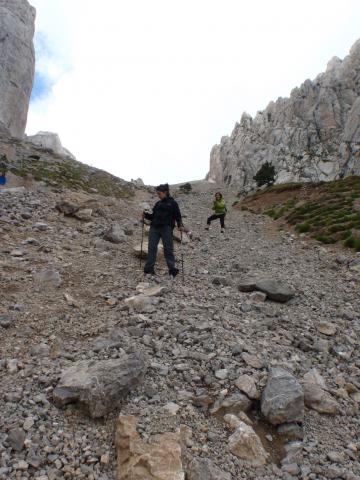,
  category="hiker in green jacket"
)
[205,192,227,233]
